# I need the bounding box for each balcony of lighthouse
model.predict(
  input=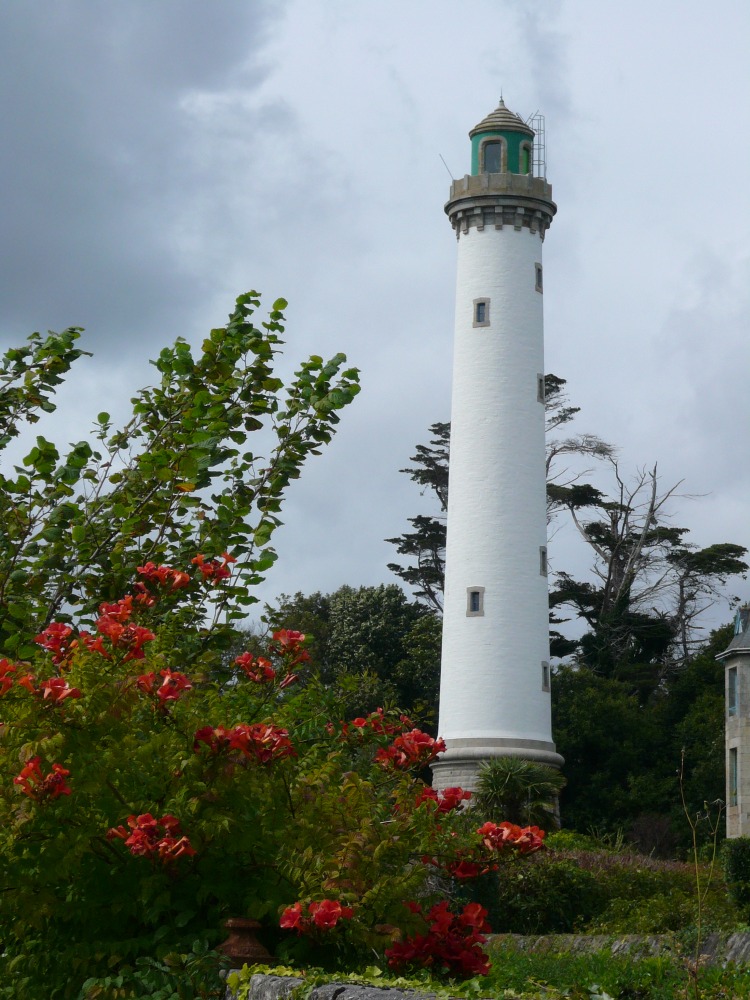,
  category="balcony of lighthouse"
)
[445,171,556,240]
